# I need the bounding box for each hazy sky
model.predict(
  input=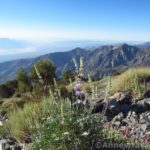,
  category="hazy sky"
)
[0,0,150,42]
